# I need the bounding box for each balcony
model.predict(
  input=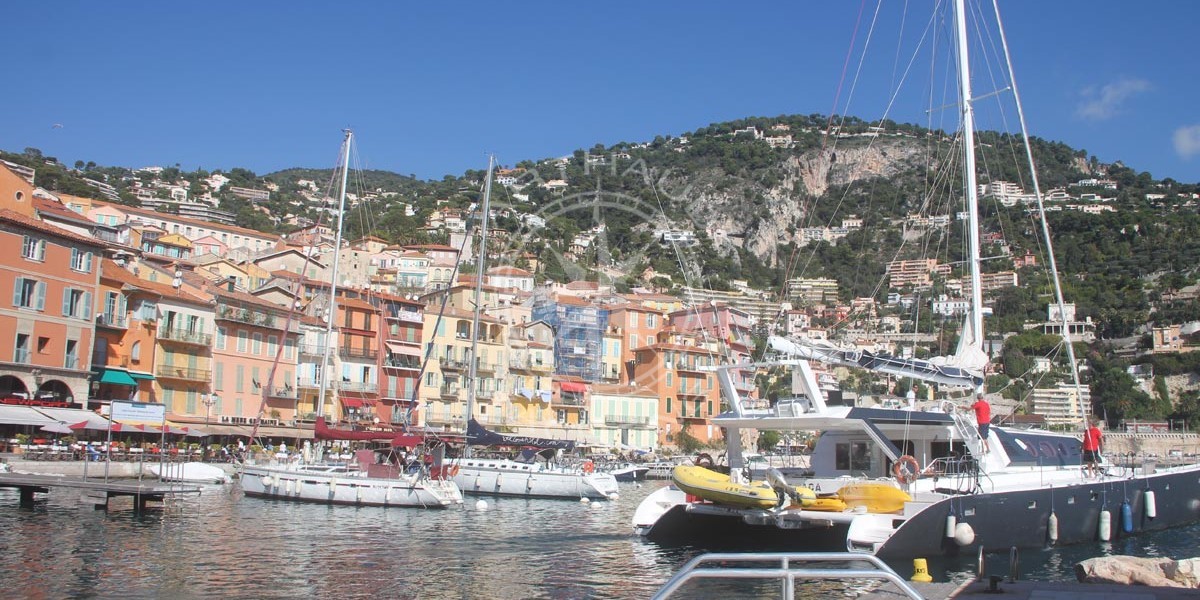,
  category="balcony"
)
[338,381,378,394]
[383,357,421,371]
[96,313,128,329]
[674,362,709,374]
[476,389,494,401]
[216,304,299,332]
[339,346,378,361]
[158,327,213,346]
[606,415,651,426]
[552,394,586,407]
[267,385,299,400]
[298,343,327,358]
[297,378,322,390]
[440,358,469,372]
[386,309,423,323]
[439,385,461,399]
[155,364,211,382]
[475,360,497,375]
